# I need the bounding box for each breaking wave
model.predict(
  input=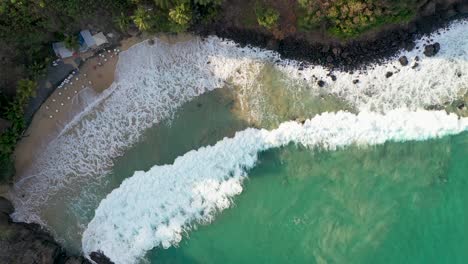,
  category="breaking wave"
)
[82,109,468,263]
[11,18,468,247]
